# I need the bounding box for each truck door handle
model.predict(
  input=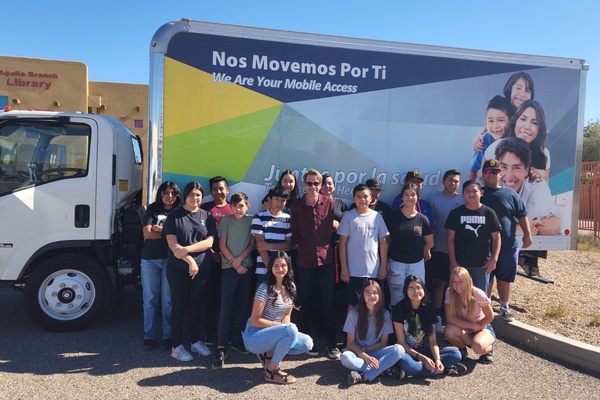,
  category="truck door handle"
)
[75,205,90,228]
